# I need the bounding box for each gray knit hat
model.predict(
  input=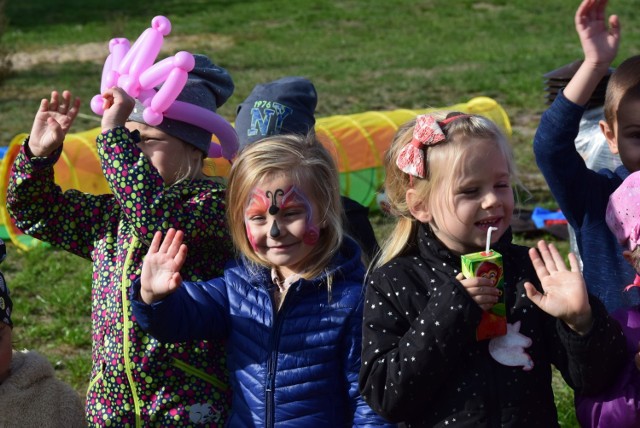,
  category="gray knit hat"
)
[235,76,317,148]
[128,54,234,155]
